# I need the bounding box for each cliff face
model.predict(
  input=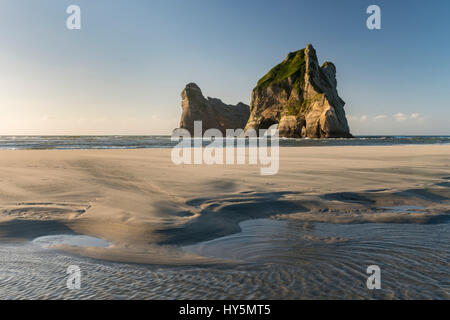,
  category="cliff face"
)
[245,44,351,138]
[179,83,250,136]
